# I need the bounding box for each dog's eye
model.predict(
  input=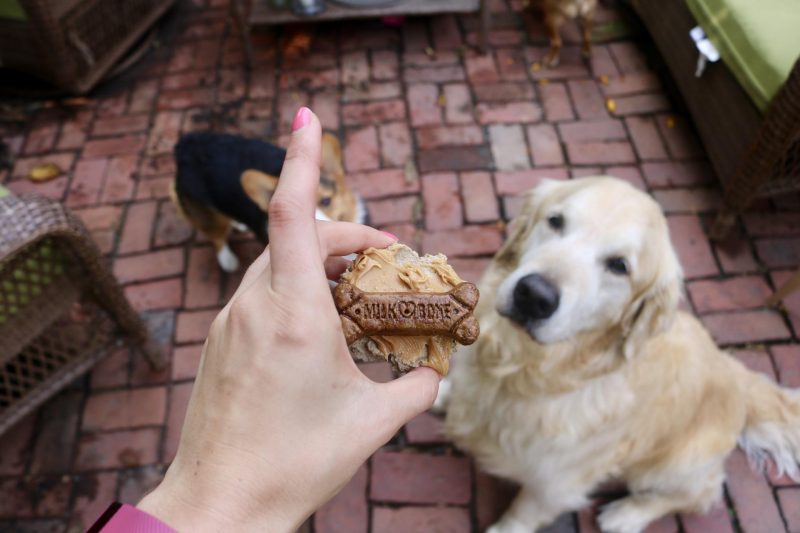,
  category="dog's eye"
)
[547,214,564,231]
[606,257,629,276]
[319,197,332,207]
